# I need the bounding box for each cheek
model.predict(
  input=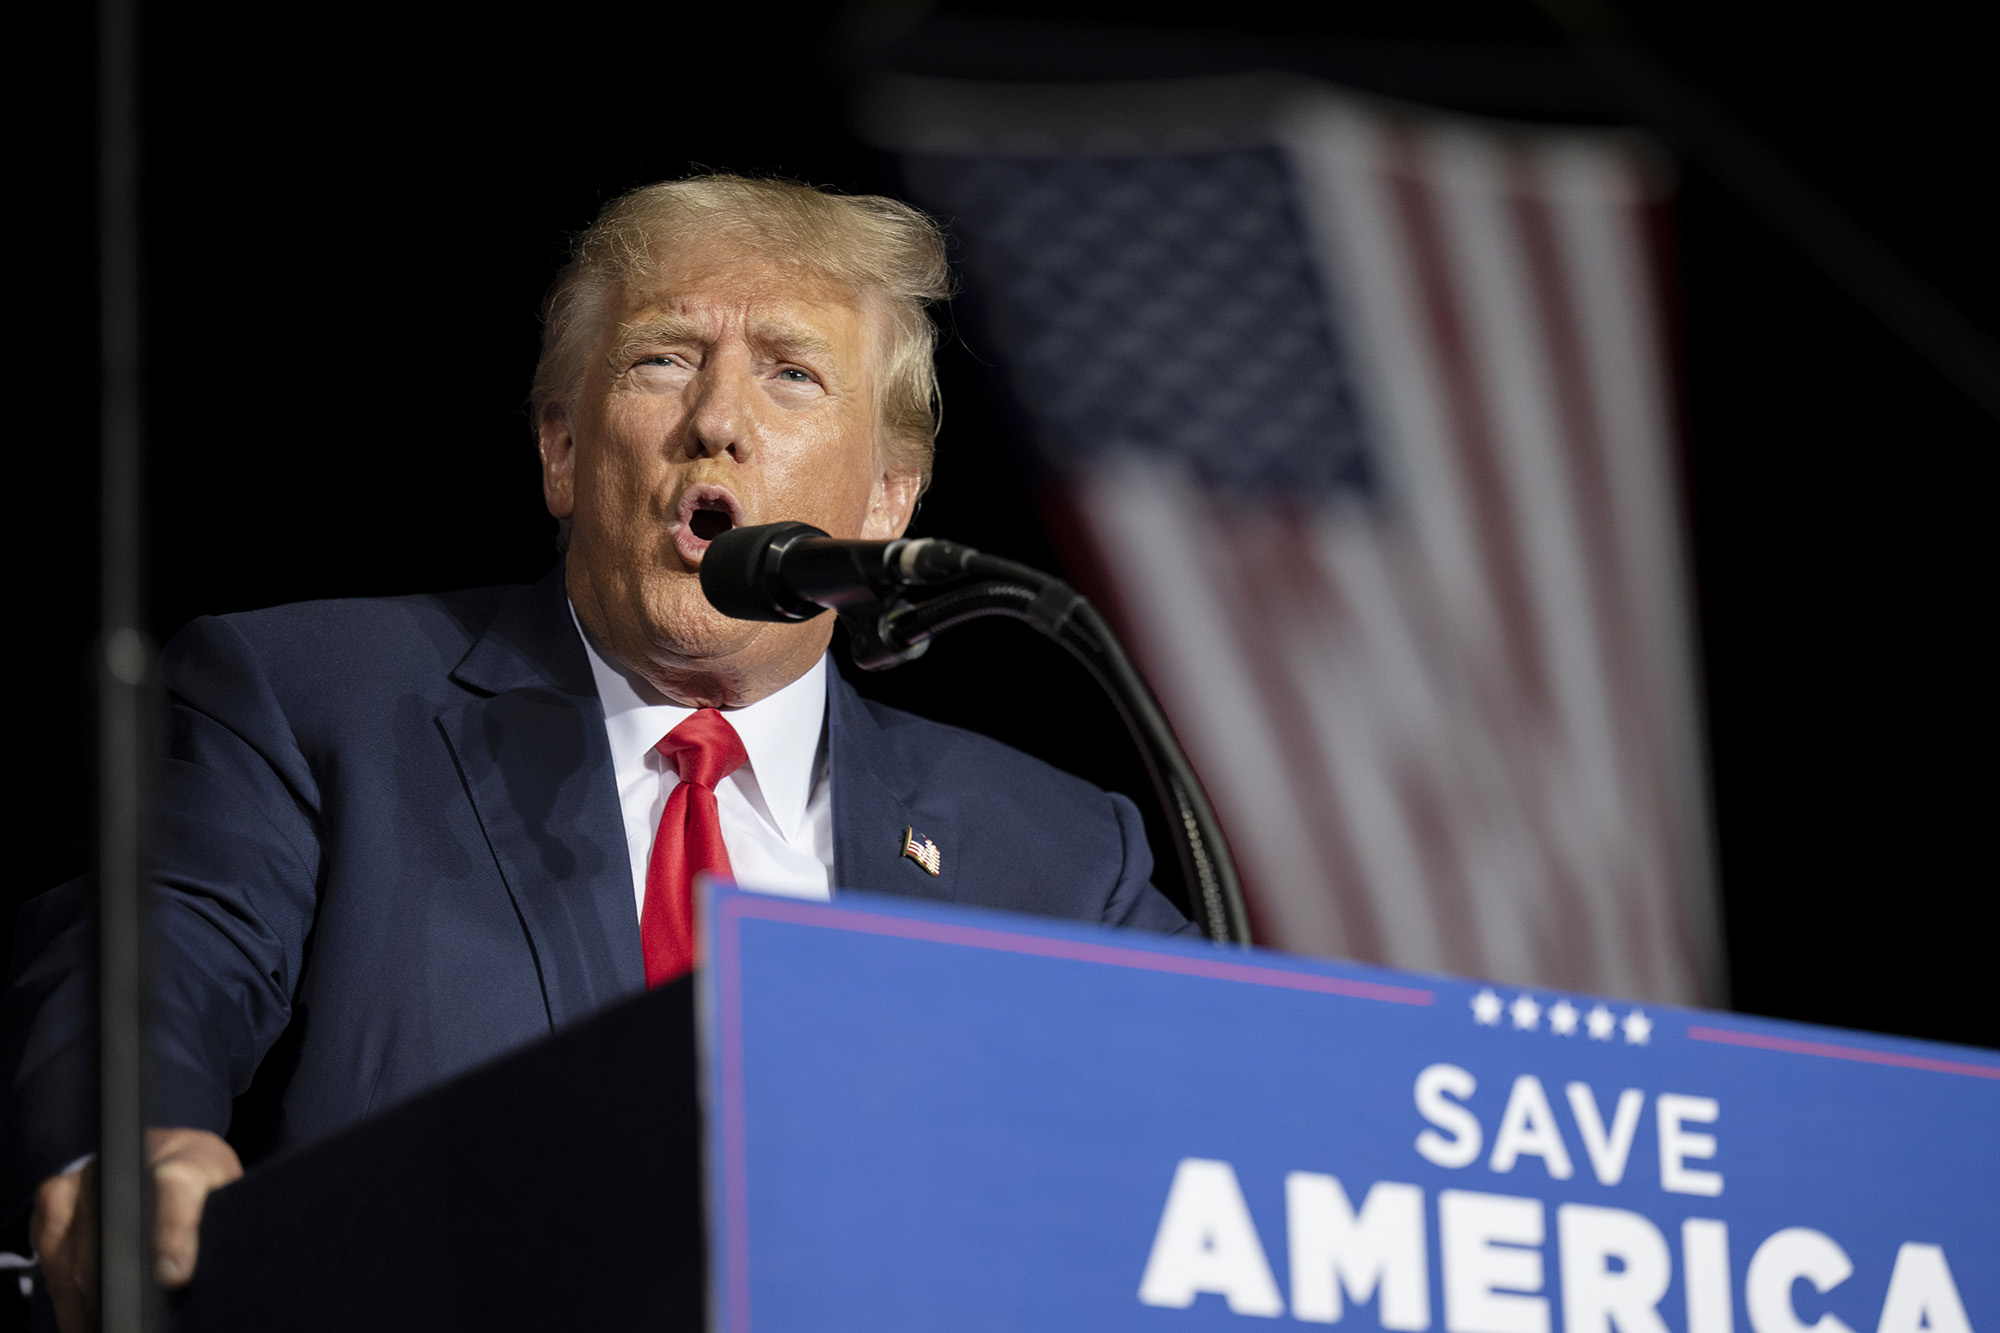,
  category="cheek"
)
[771,433,879,532]
[578,402,671,505]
